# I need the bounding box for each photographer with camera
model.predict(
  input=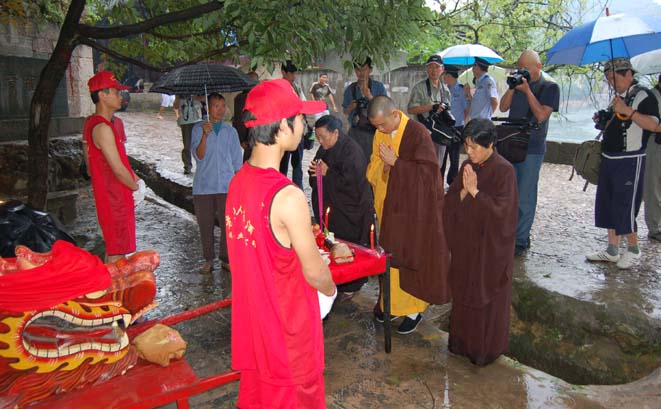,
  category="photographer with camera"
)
[342,57,388,160]
[499,50,560,257]
[585,58,659,269]
[468,57,499,120]
[407,55,453,169]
